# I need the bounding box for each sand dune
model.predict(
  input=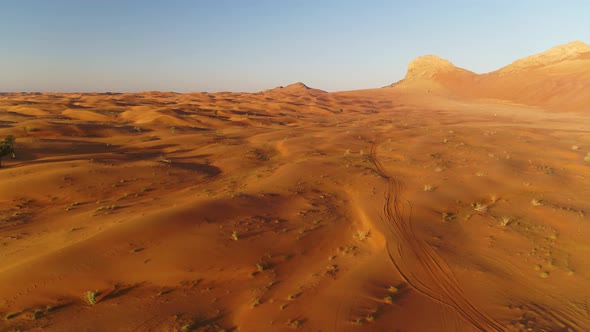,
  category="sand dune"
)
[264,82,328,94]
[1,45,590,331]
